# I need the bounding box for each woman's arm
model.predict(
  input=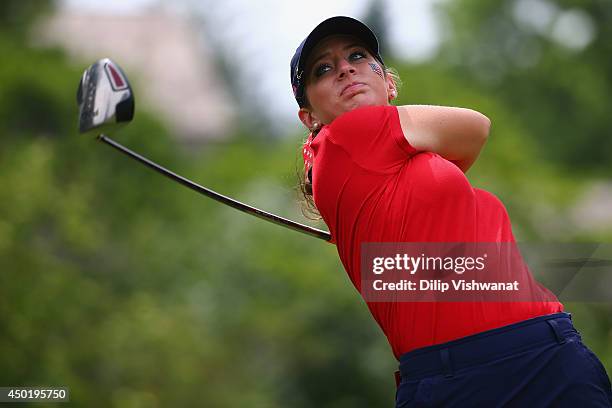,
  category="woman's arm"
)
[396,105,491,173]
